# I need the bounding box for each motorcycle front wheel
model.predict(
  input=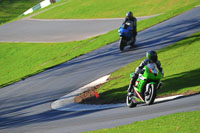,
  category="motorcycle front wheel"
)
[145,83,157,105]
[130,37,136,47]
[119,38,125,51]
